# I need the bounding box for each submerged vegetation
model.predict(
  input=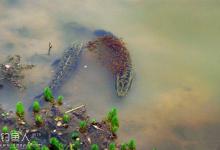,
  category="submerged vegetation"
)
[43,87,53,102]
[63,113,70,123]
[9,144,18,150]
[91,144,99,150]
[35,114,43,126]
[119,139,136,150]
[26,140,41,150]
[79,120,87,133]
[128,139,136,150]
[41,145,50,150]
[72,139,81,149]
[71,130,79,140]
[109,142,116,150]
[16,101,25,118]
[120,143,127,150]
[57,95,64,105]
[2,125,8,133]
[33,100,40,113]
[107,108,119,133]
[49,137,64,150]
